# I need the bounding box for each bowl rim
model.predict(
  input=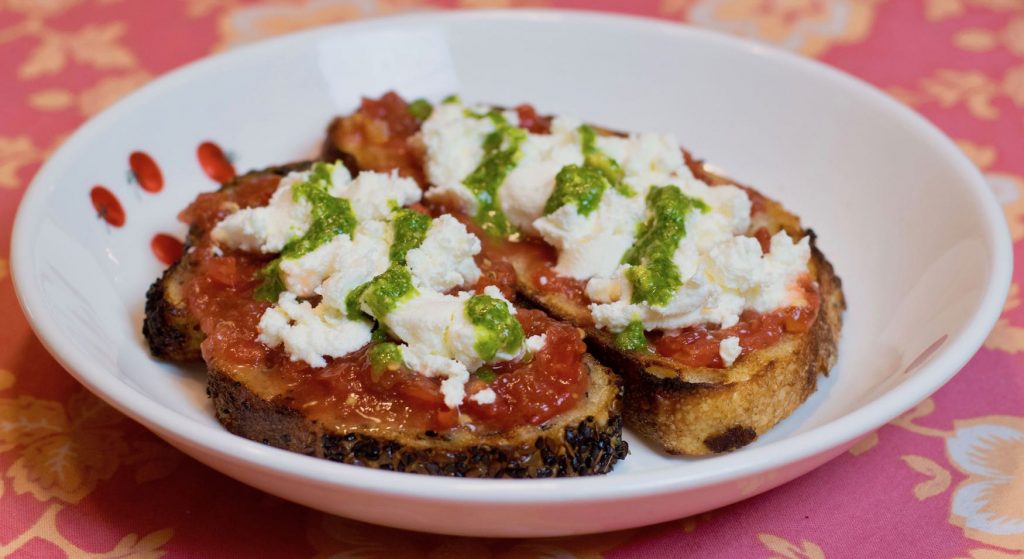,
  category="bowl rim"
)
[10,8,1013,504]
